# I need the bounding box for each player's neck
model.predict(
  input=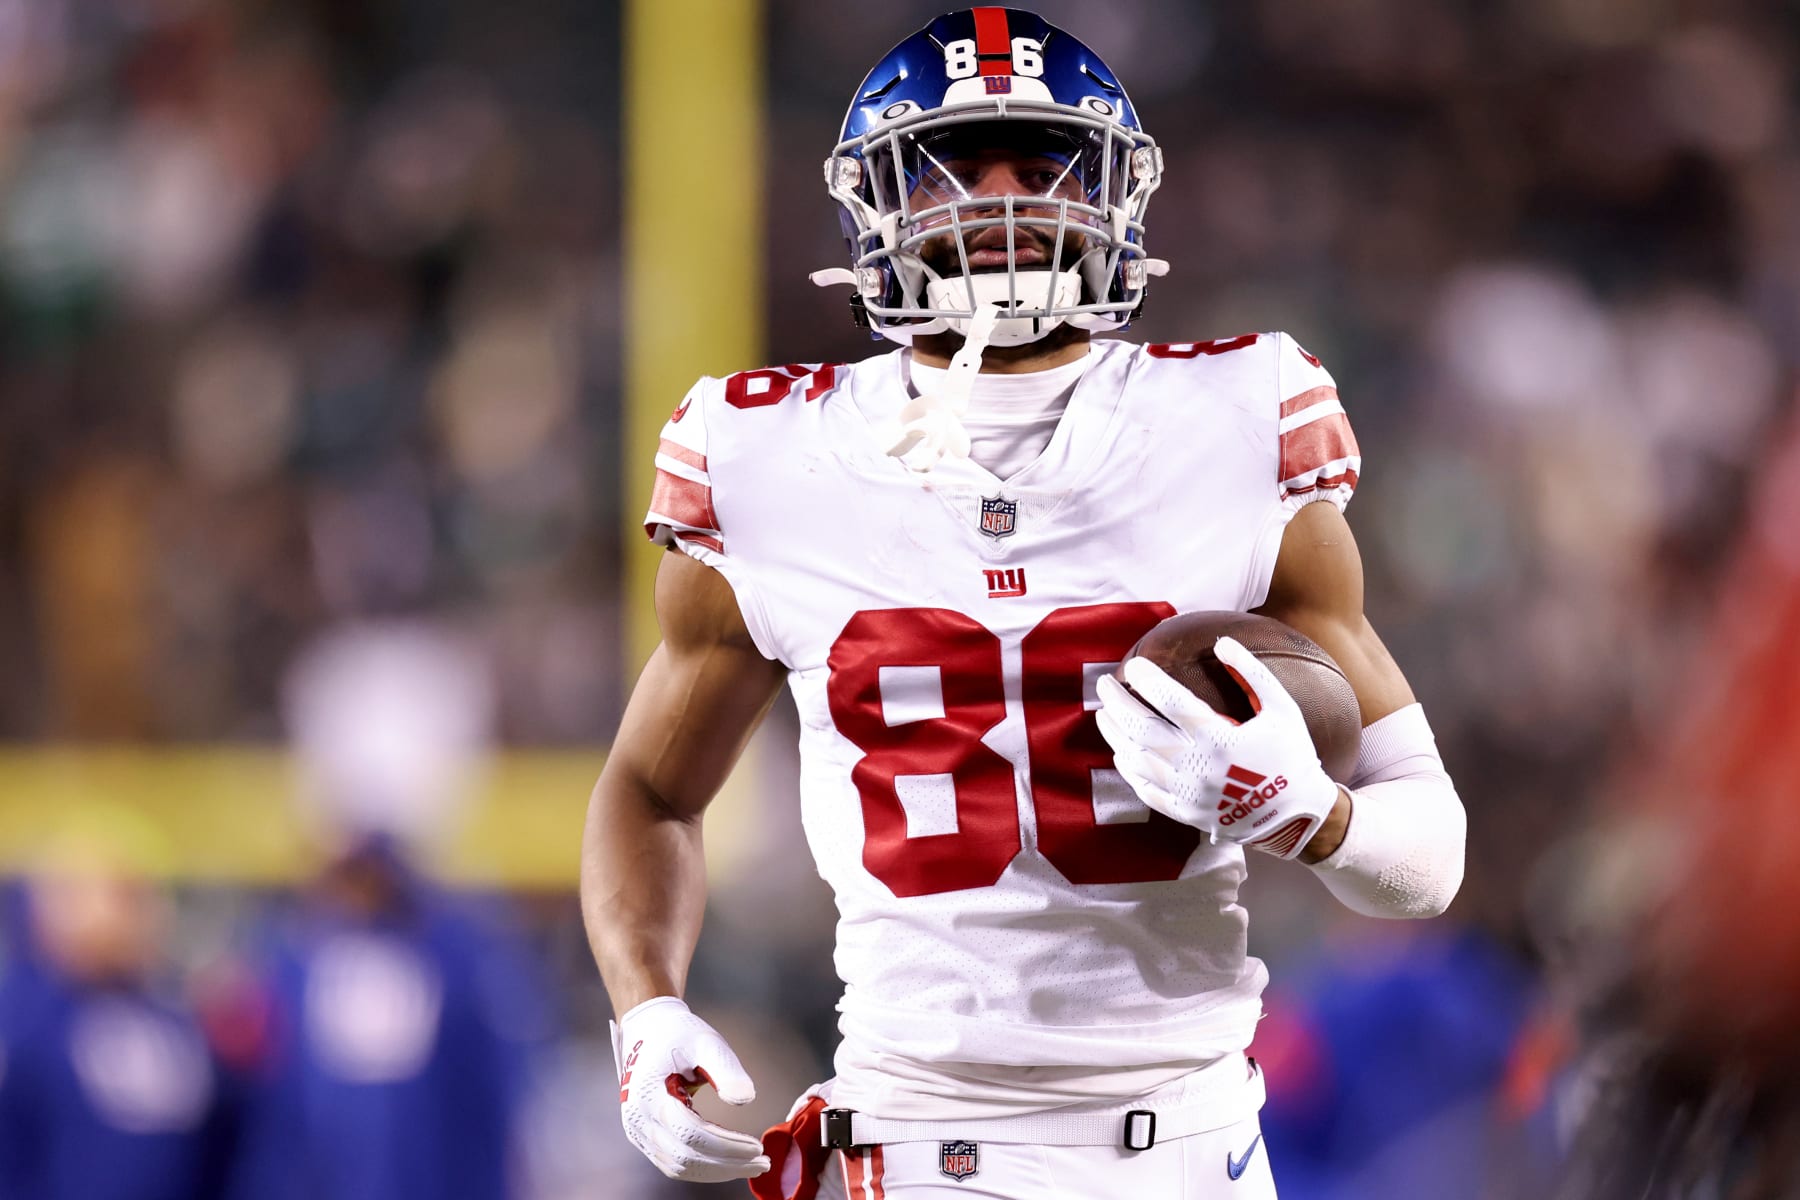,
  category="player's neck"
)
[911,324,1092,374]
